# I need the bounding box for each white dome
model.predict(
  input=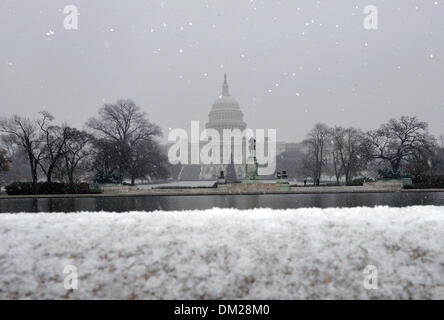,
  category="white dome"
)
[212,95,241,110]
[206,75,247,132]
